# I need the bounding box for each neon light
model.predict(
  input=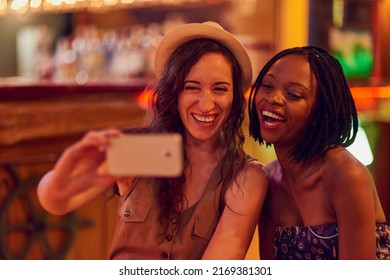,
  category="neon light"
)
[347,123,374,166]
